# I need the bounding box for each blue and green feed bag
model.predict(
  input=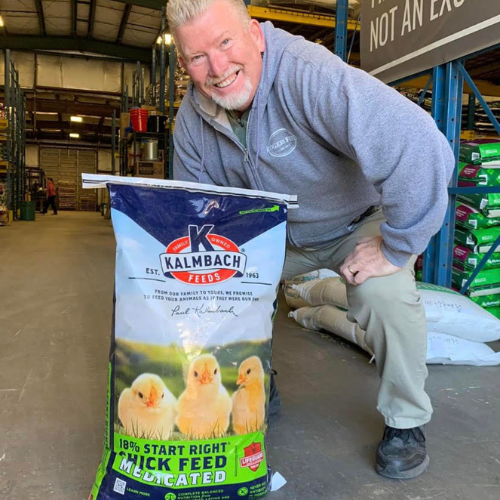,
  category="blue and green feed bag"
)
[82,175,296,500]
